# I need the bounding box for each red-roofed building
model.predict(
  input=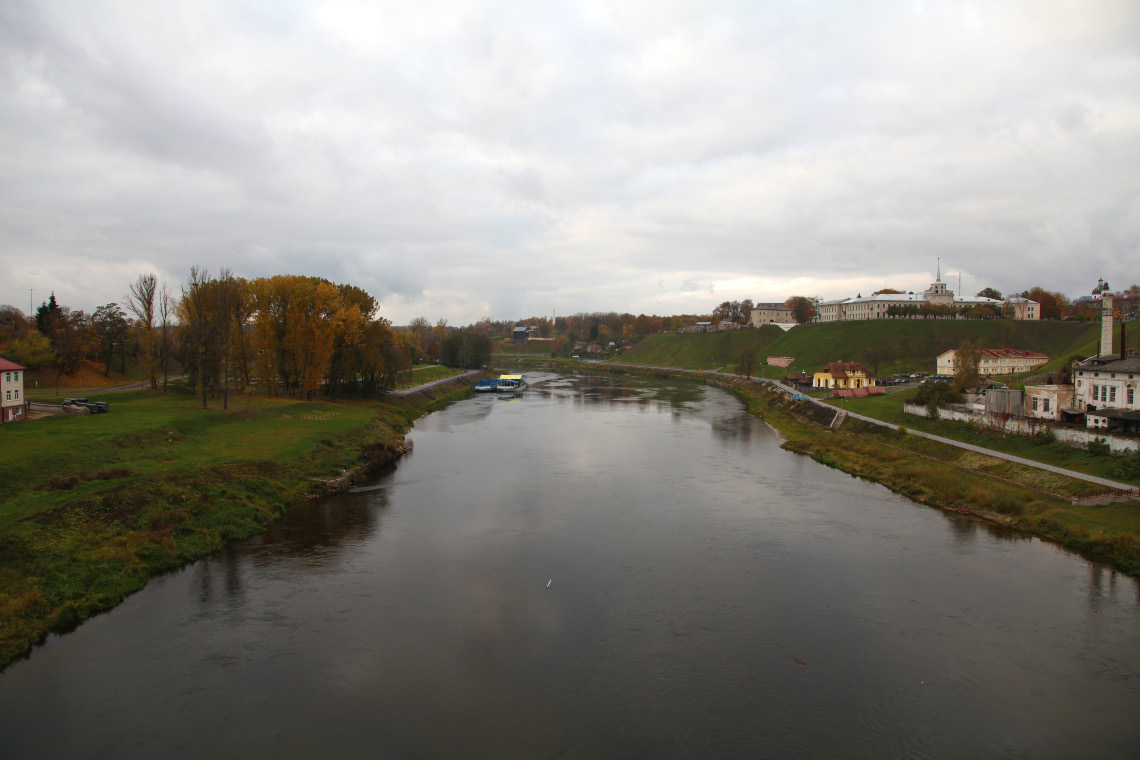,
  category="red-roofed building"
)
[812,361,876,390]
[1,358,27,423]
[937,348,1049,377]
